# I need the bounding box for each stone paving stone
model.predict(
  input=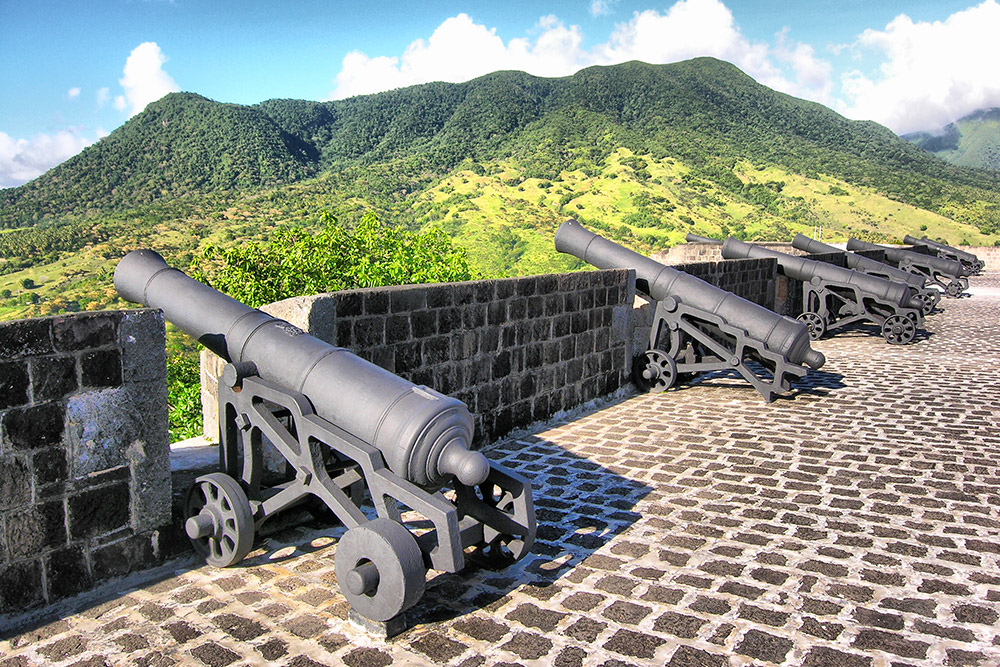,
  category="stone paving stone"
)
[2,275,1000,665]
